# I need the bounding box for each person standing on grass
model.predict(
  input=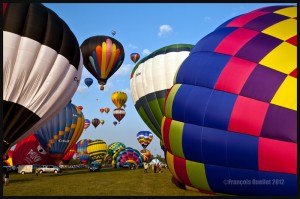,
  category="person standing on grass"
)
[154,163,157,173]
[35,167,39,176]
[144,163,148,173]
[4,170,9,186]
